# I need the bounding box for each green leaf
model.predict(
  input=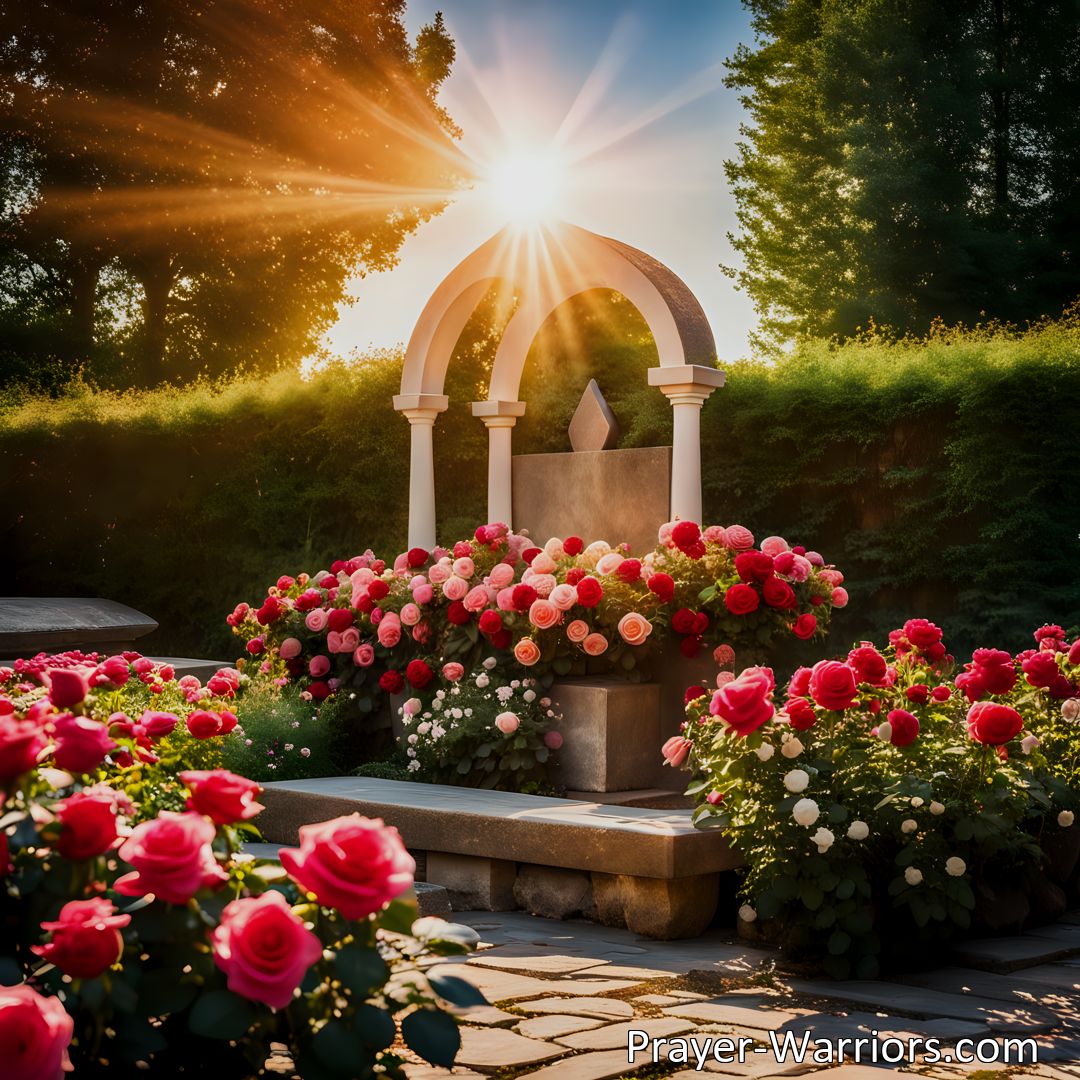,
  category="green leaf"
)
[314,1020,366,1071]
[427,972,487,1007]
[827,930,851,955]
[188,989,258,1040]
[137,971,197,1017]
[0,958,23,986]
[352,1003,396,1049]
[402,1008,461,1067]
[336,945,388,997]
[379,897,418,935]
